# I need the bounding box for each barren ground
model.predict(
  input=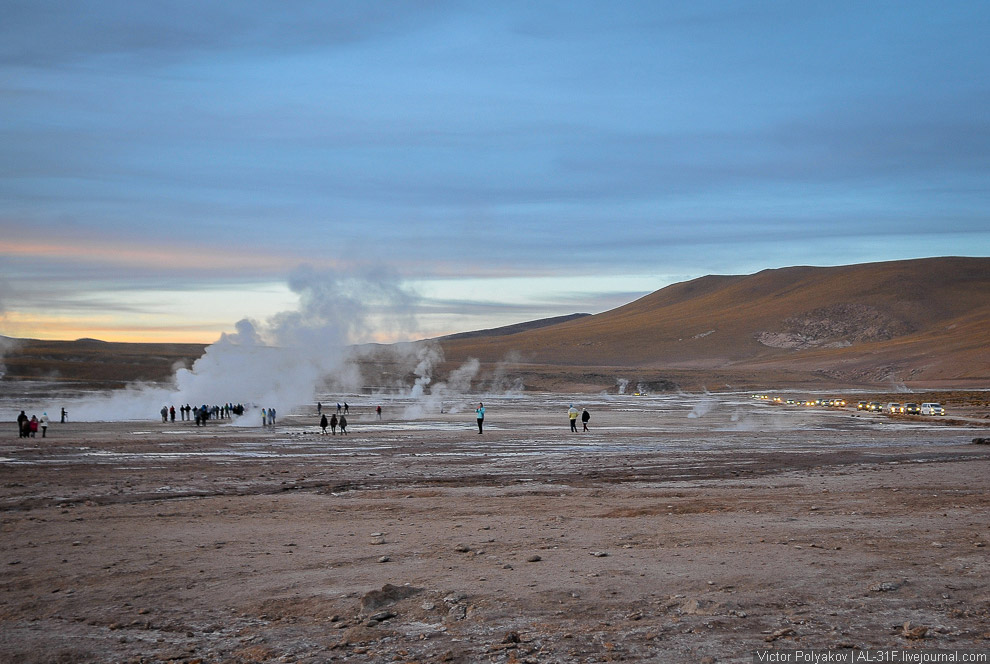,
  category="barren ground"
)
[2,392,989,663]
